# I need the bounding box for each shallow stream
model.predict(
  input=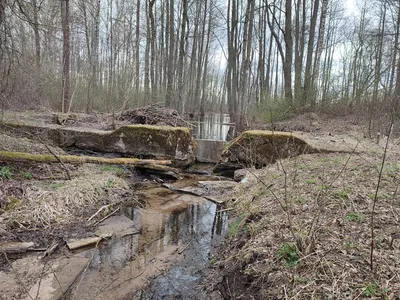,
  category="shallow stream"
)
[68,179,228,299]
